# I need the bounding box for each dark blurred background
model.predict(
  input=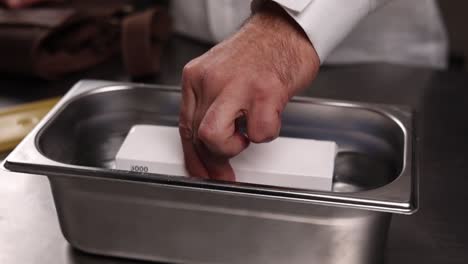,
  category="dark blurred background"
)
[438,0,468,71]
